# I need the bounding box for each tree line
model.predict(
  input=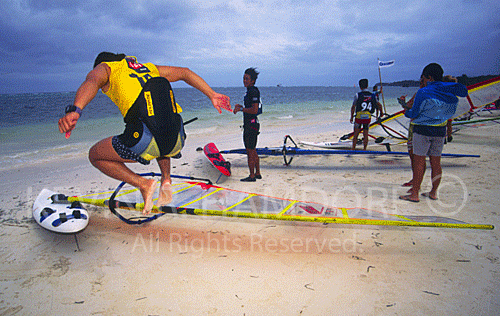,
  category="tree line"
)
[380,74,499,87]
